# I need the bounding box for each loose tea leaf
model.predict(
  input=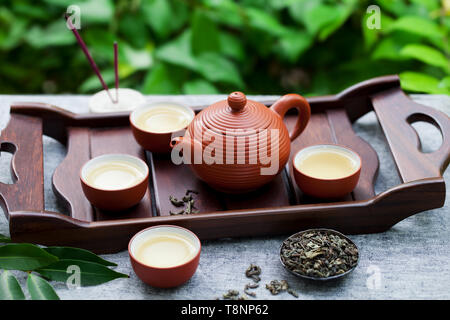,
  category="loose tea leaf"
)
[44,247,117,267]
[244,283,259,297]
[281,230,358,279]
[35,259,129,286]
[0,271,25,300]
[245,263,261,282]
[27,274,60,300]
[168,190,200,215]
[185,199,199,214]
[287,289,299,298]
[265,280,289,295]
[222,289,240,299]
[182,195,193,202]
[169,196,185,207]
[0,244,58,271]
